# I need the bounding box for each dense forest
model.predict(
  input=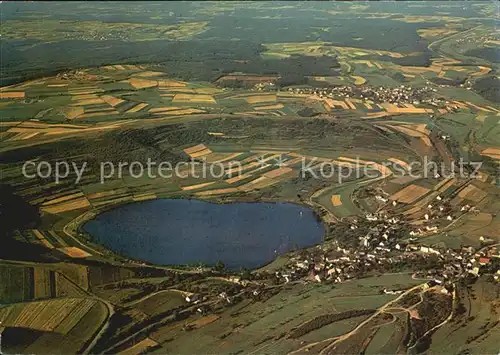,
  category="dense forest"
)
[1,1,443,85]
